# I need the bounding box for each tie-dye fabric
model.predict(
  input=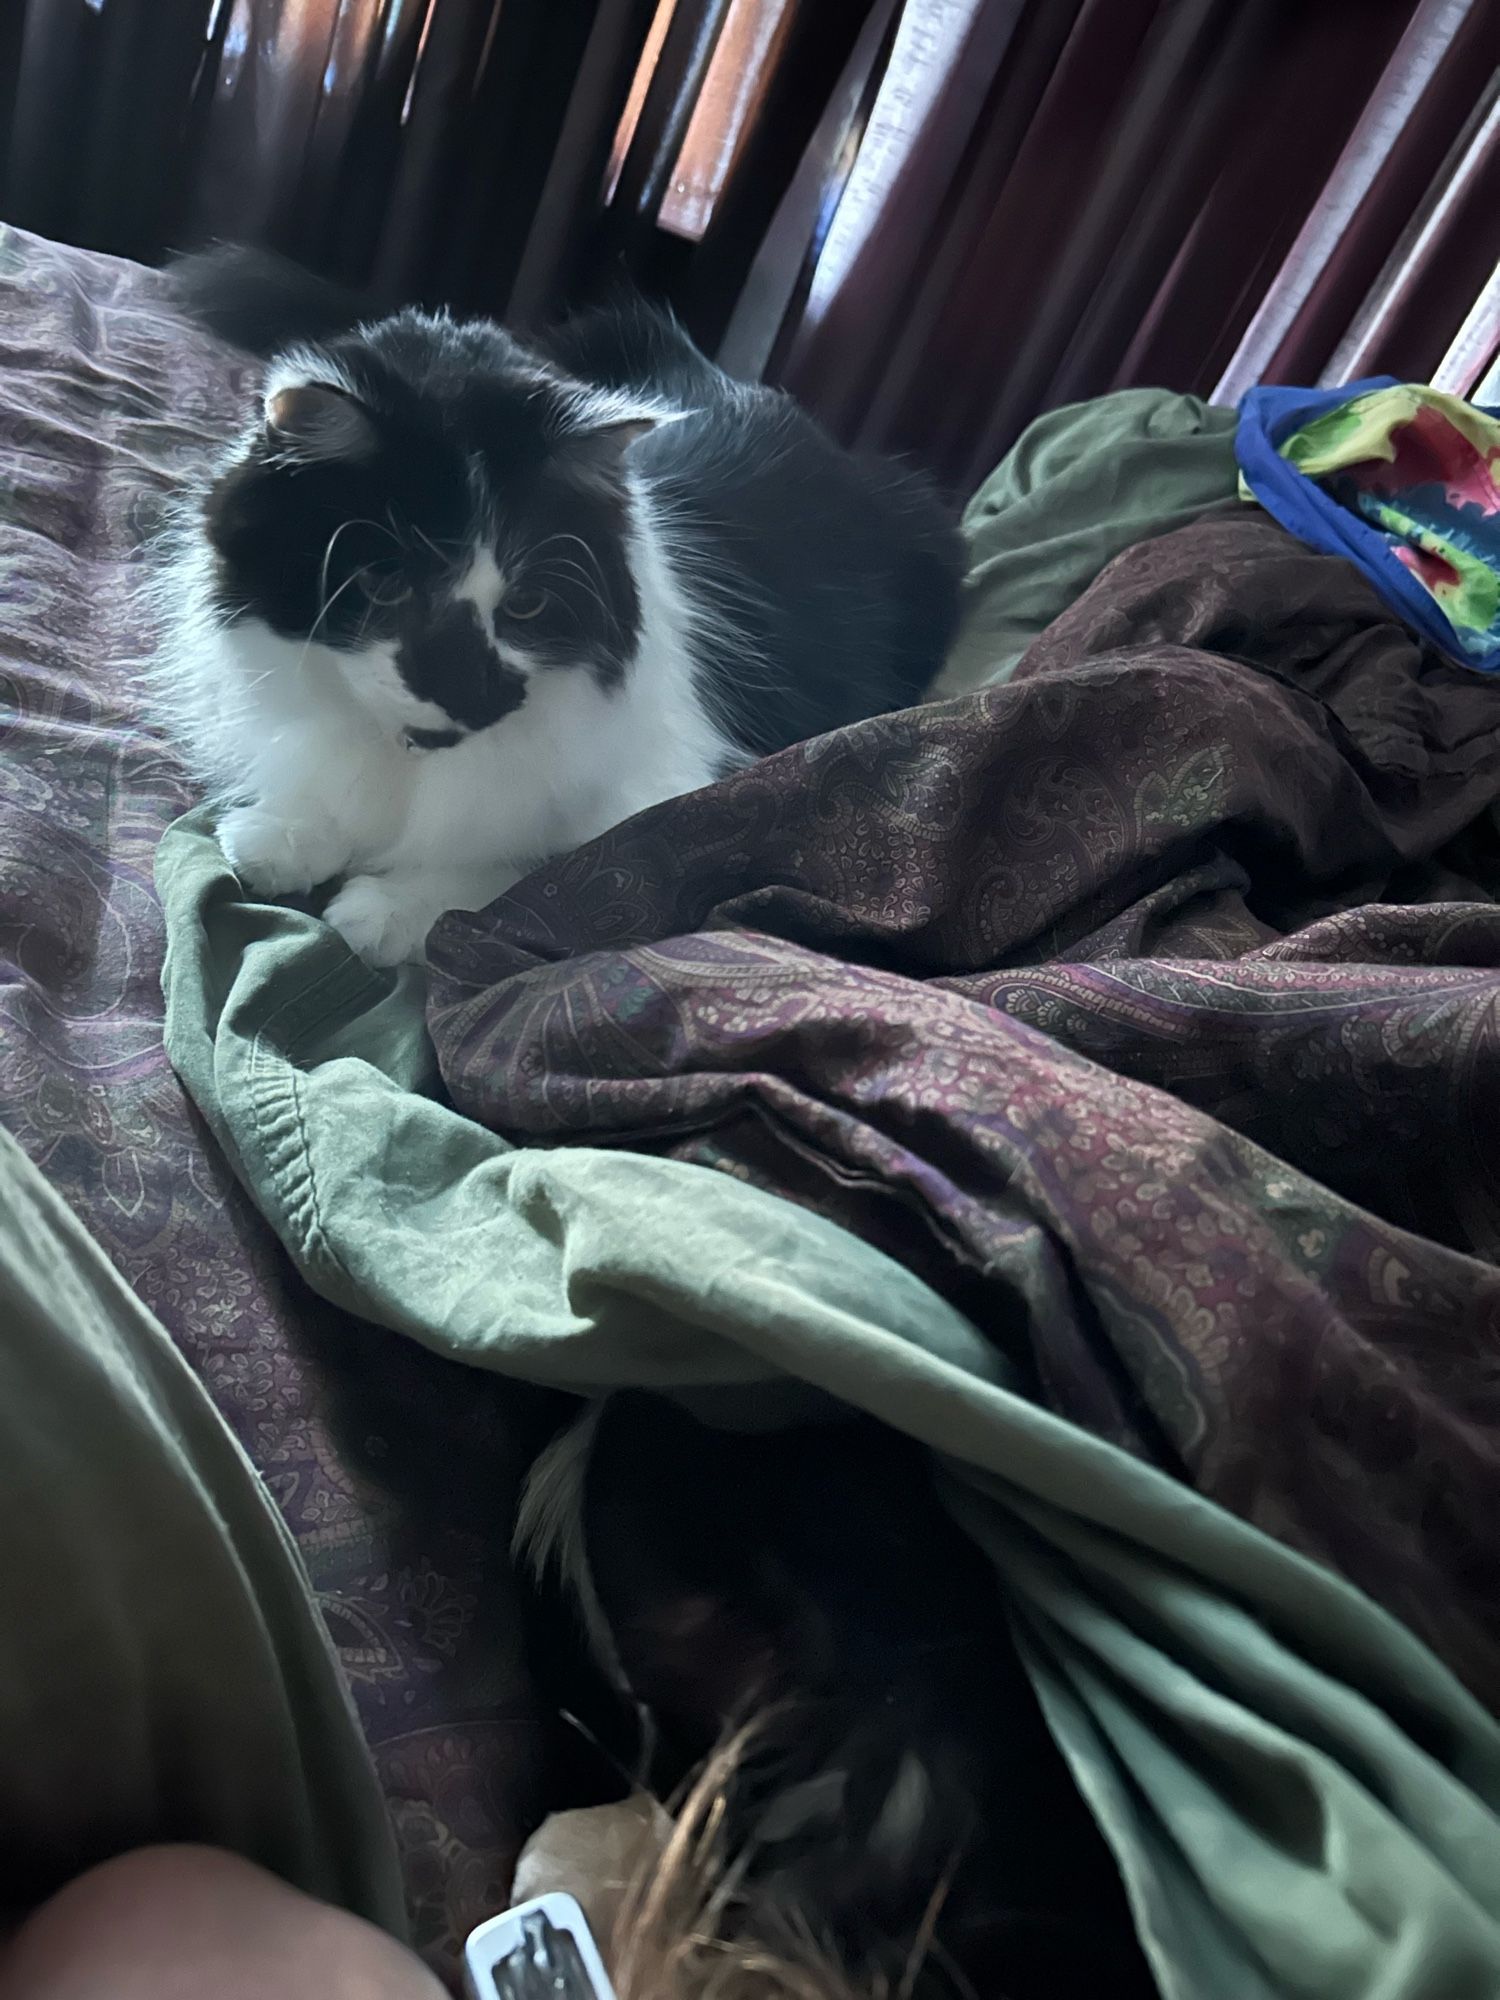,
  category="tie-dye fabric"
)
[1237,378,1500,673]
